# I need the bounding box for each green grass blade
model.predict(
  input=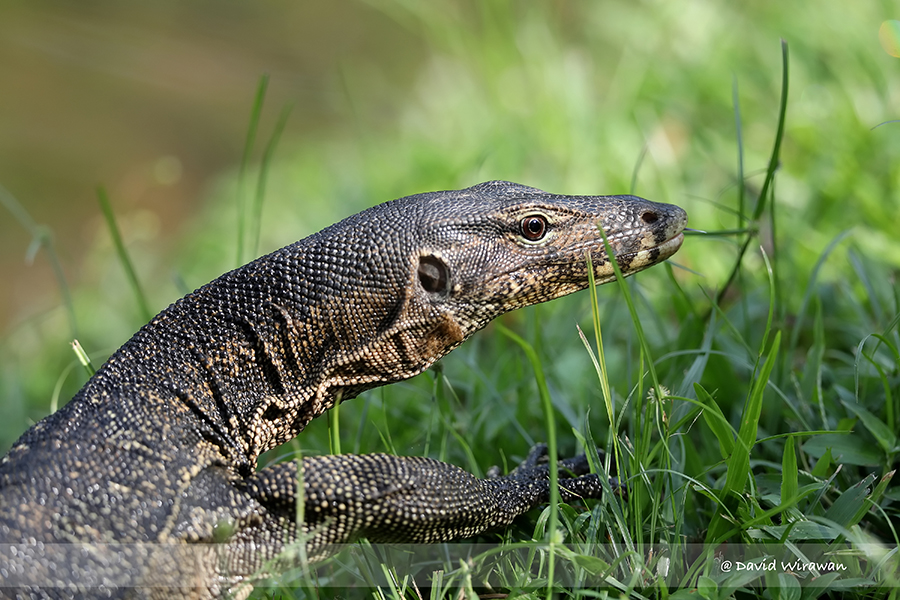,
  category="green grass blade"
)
[755,39,790,220]
[810,297,828,429]
[0,183,79,339]
[292,447,311,585]
[676,308,716,399]
[780,436,799,514]
[70,339,96,378]
[823,473,877,529]
[848,247,886,326]
[594,228,669,552]
[236,74,269,266]
[855,332,900,439]
[787,229,854,374]
[96,186,152,323]
[580,251,638,560]
[583,252,621,481]
[841,399,896,455]
[810,448,833,479]
[716,40,789,306]
[495,323,558,594]
[869,470,895,513]
[758,245,776,357]
[706,330,781,543]
[50,361,79,414]
[250,103,292,258]
[733,75,745,228]
[594,227,663,402]
[695,383,735,459]
[328,390,342,455]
